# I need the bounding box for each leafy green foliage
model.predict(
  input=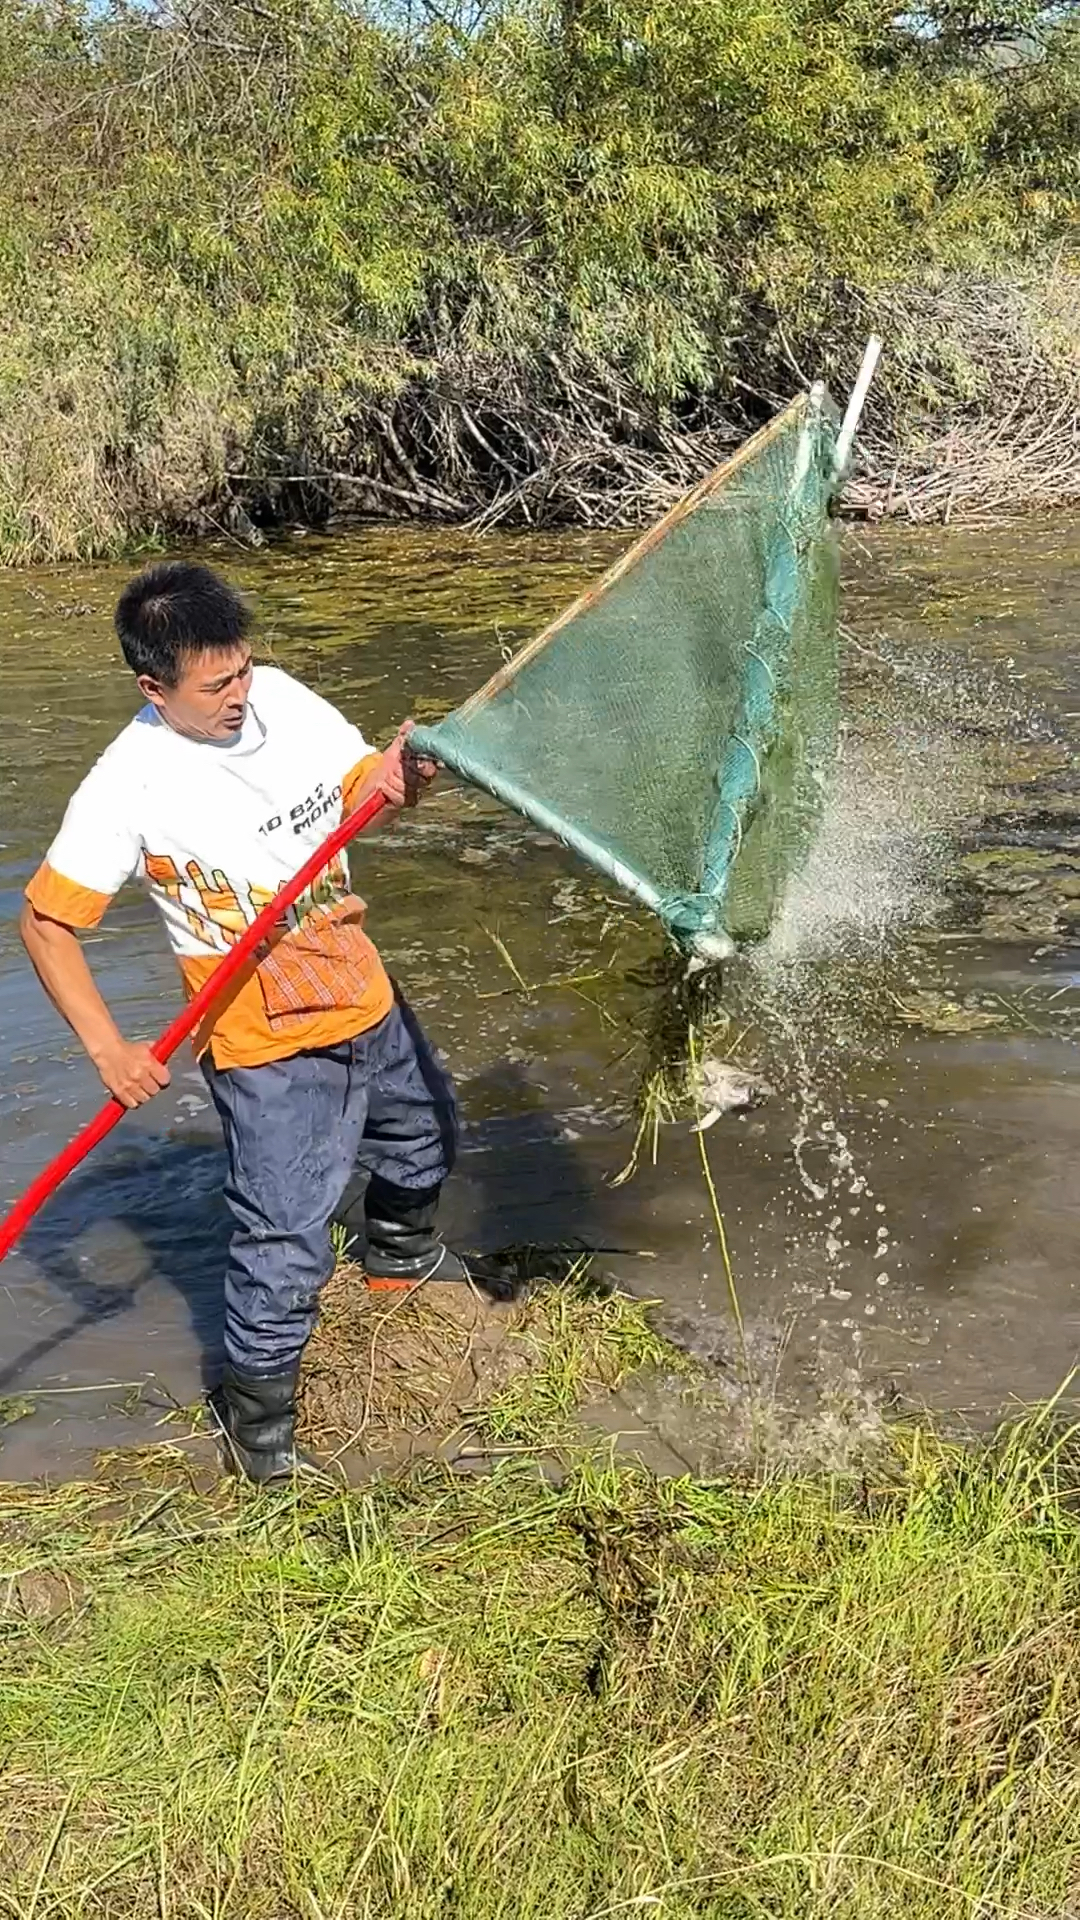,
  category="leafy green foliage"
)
[0,0,1076,559]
